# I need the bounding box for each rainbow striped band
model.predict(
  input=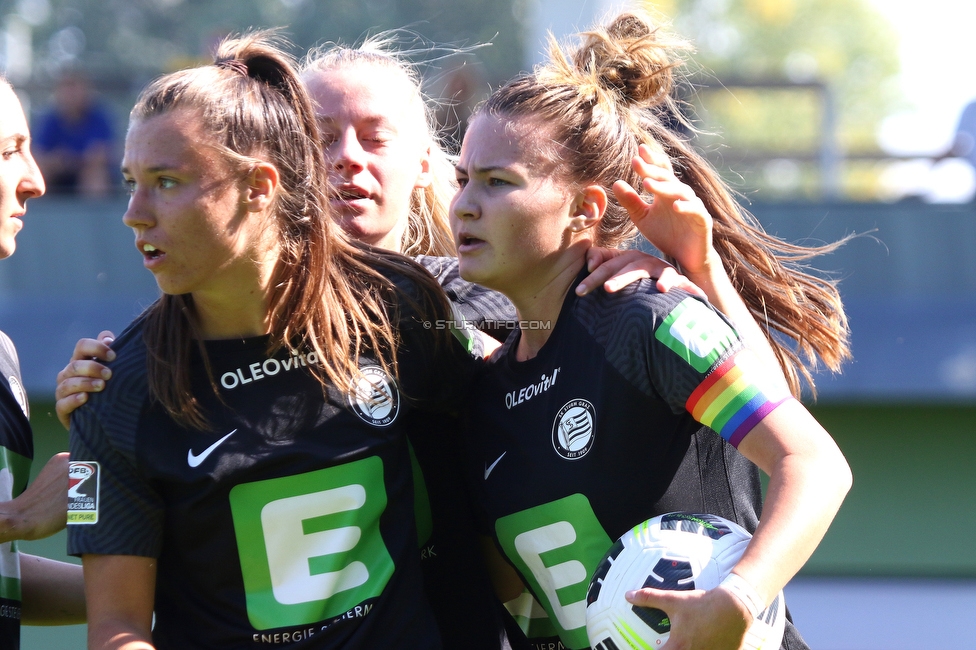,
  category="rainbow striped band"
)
[685,351,791,447]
